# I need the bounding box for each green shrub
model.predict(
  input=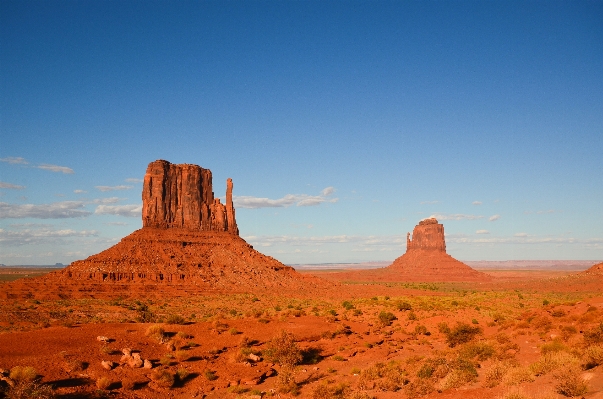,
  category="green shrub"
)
[204,370,218,381]
[9,366,37,382]
[396,301,412,311]
[342,301,355,310]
